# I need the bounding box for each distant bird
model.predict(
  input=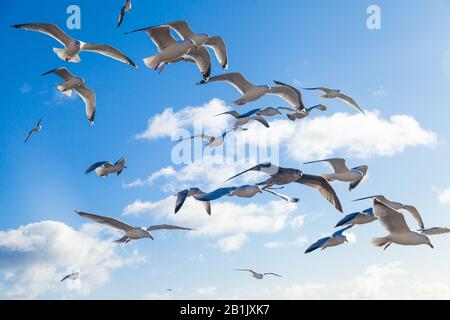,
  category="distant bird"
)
[226,162,343,212]
[162,20,228,70]
[42,68,96,124]
[11,23,136,67]
[126,25,210,79]
[419,227,450,236]
[198,73,306,110]
[370,199,433,250]
[302,86,365,115]
[175,188,211,215]
[305,225,353,254]
[61,272,80,282]
[304,158,368,191]
[353,195,425,230]
[335,208,377,227]
[176,128,247,148]
[235,269,282,280]
[24,118,43,143]
[85,157,127,177]
[167,289,174,292]
[117,0,132,28]
[216,109,270,128]
[76,210,193,243]
[286,104,327,121]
